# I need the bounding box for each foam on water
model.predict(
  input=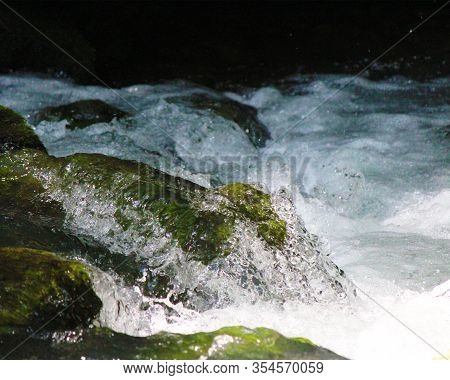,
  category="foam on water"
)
[0,73,449,358]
